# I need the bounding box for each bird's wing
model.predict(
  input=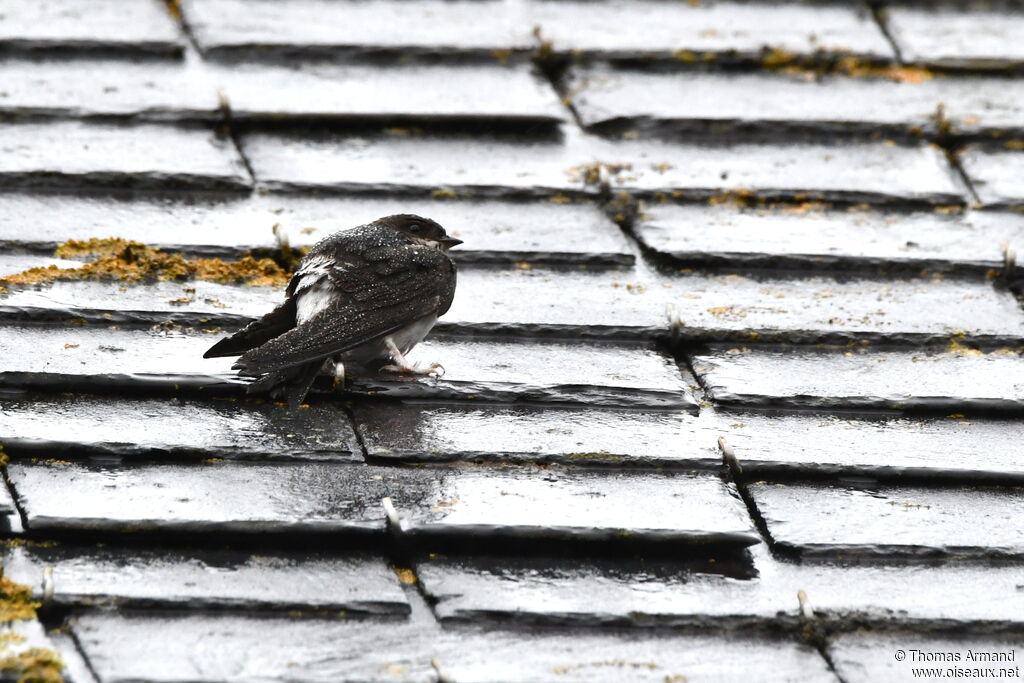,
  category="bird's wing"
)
[203,296,297,358]
[232,245,456,376]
